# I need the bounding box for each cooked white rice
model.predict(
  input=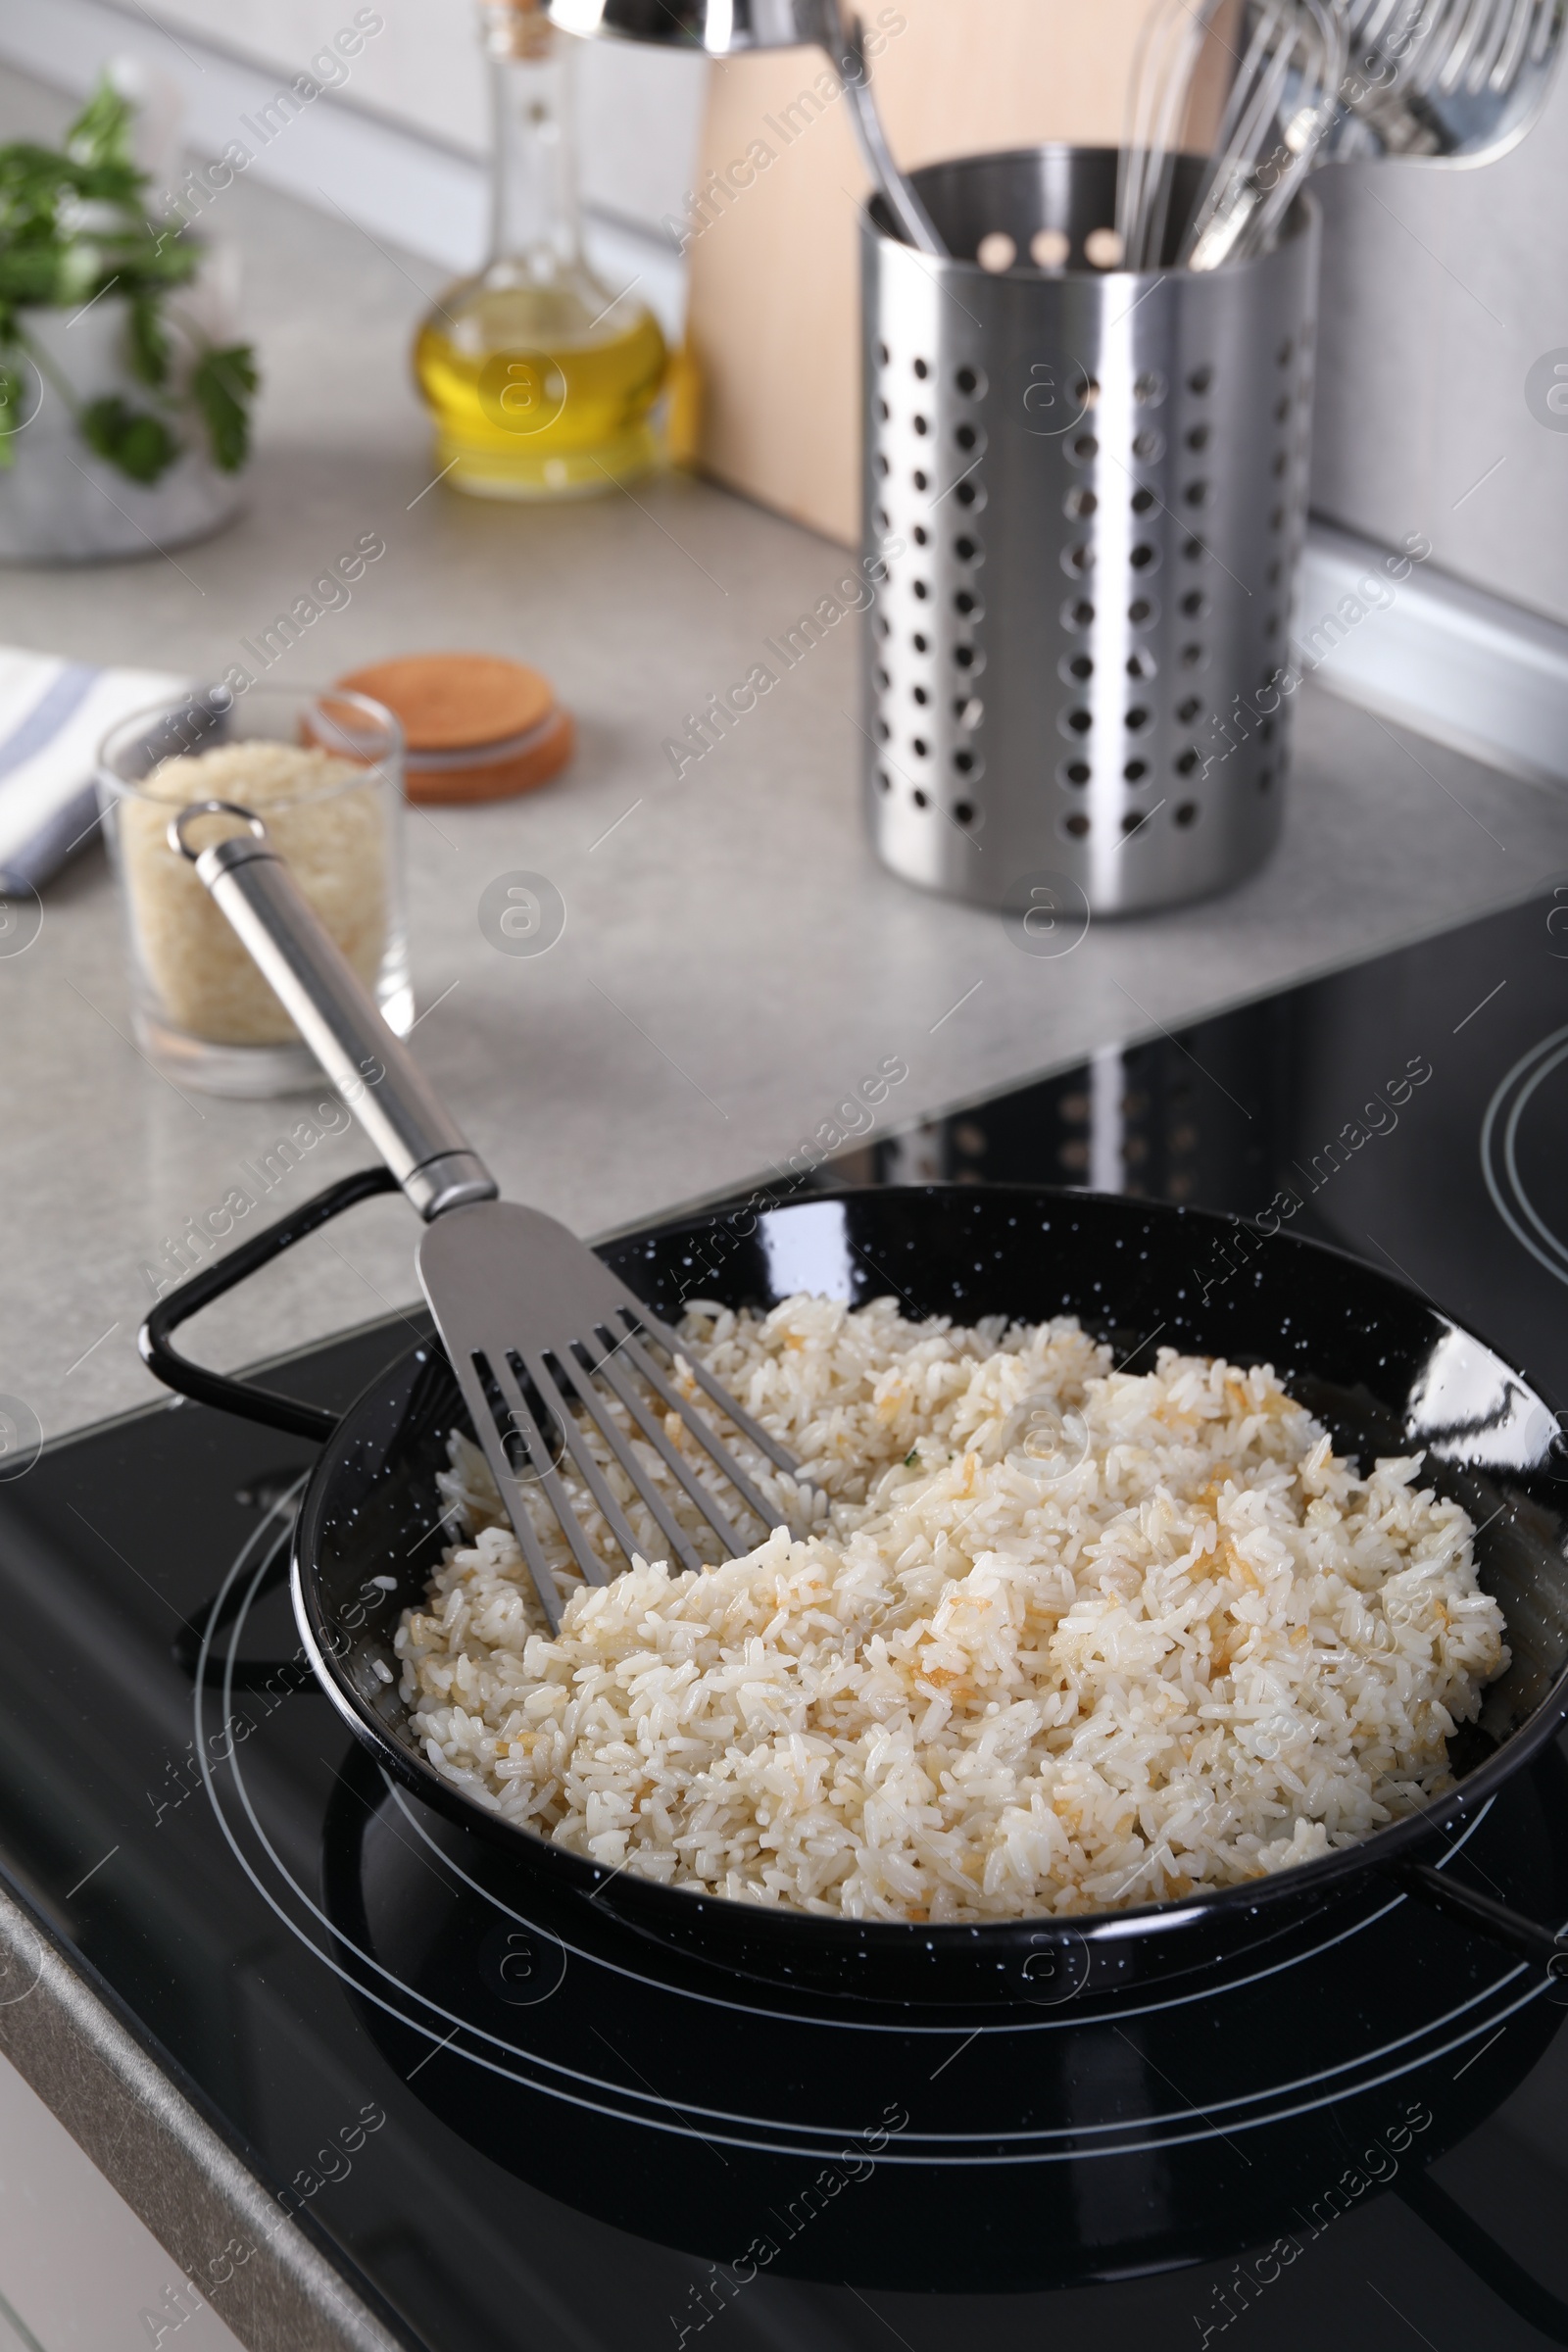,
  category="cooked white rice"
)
[393,1296,1507,1922]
